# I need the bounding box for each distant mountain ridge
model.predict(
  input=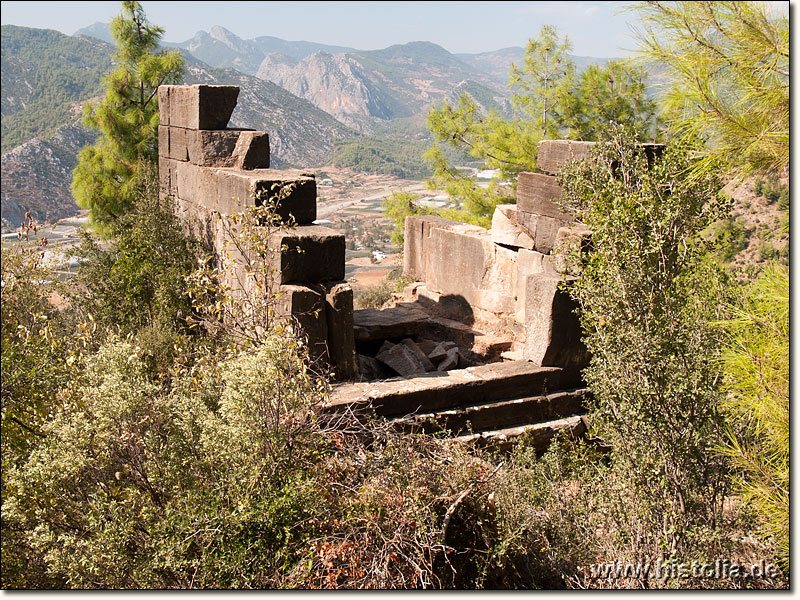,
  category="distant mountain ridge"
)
[73,23,617,131]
